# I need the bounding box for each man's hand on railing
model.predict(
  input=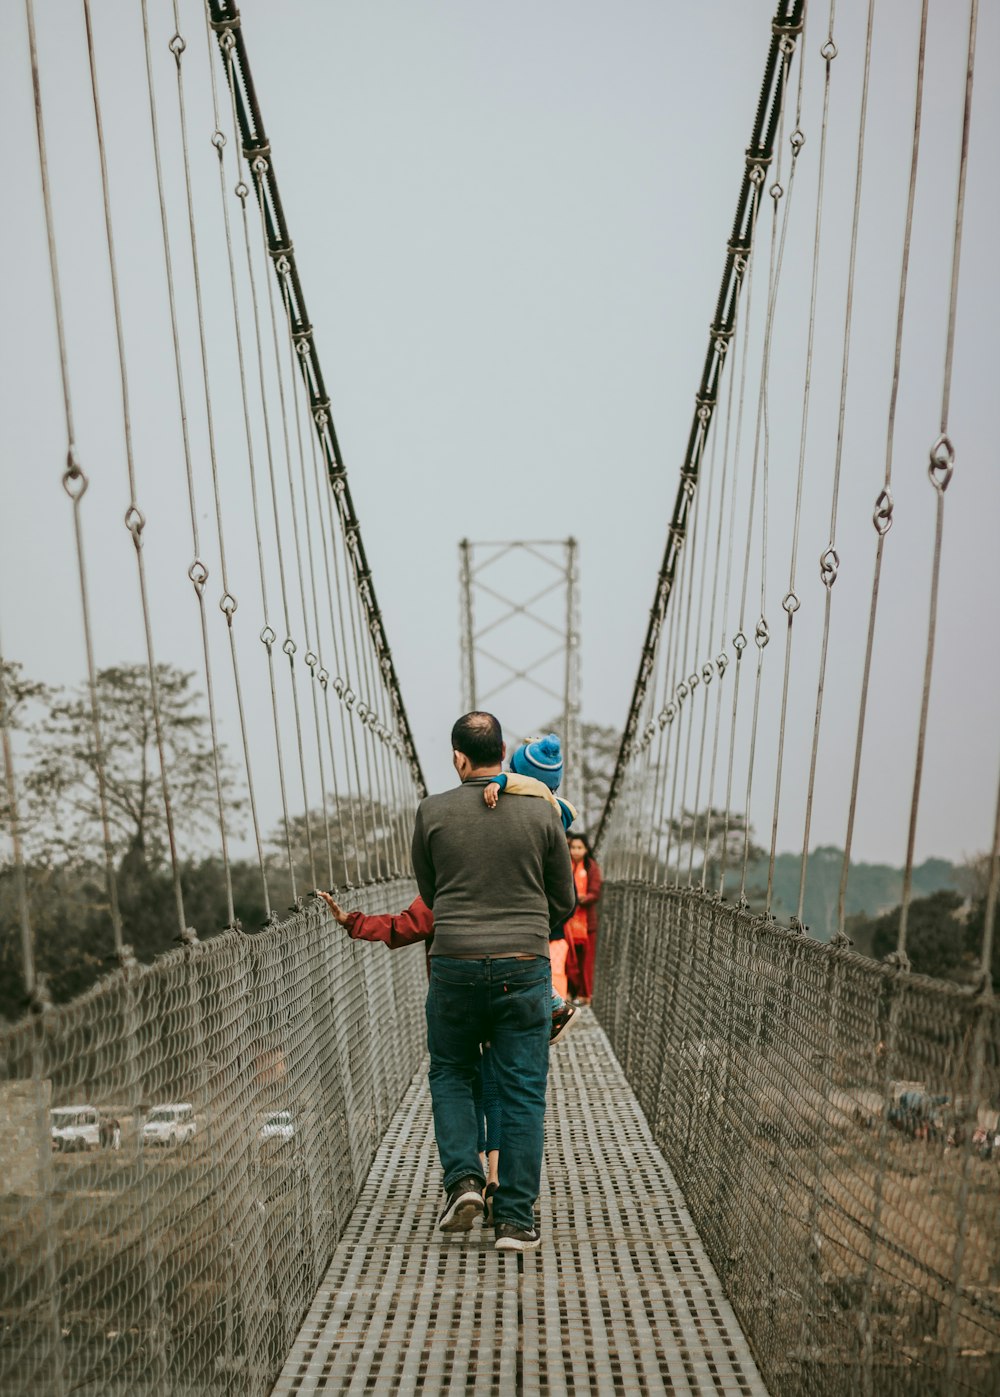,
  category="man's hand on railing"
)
[316,891,351,927]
